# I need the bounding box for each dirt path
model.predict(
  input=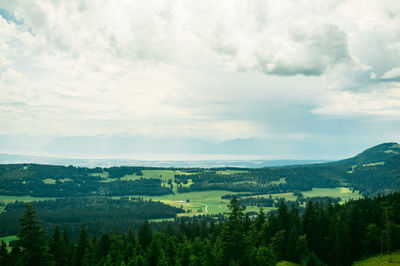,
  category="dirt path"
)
[192,202,208,213]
